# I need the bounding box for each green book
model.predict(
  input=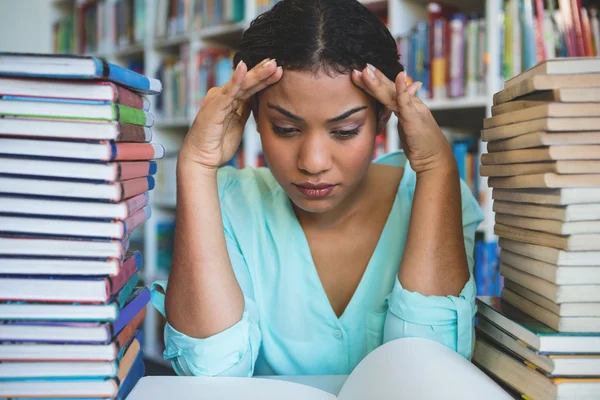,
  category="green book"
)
[0,99,154,127]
